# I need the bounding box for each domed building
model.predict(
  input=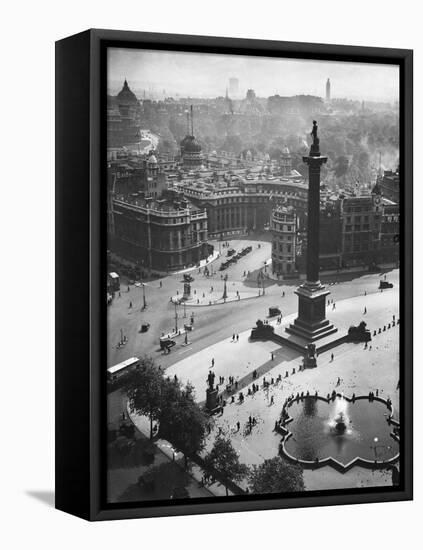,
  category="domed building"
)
[180,134,203,169]
[180,105,203,169]
[117,79,139,105]
[147,153,159,176]
[107,79,141,147]
[116,80,140,118]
